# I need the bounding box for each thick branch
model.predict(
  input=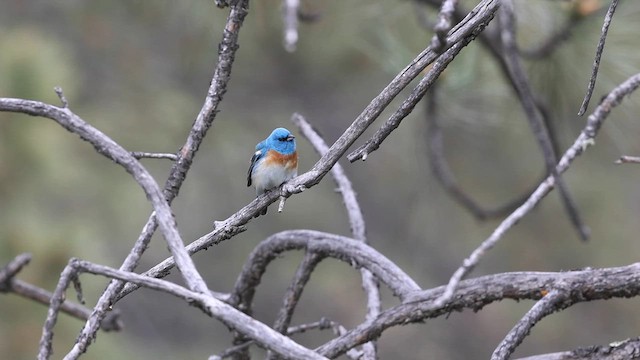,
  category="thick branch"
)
[514,337,640,360]
[317,263,640,358]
